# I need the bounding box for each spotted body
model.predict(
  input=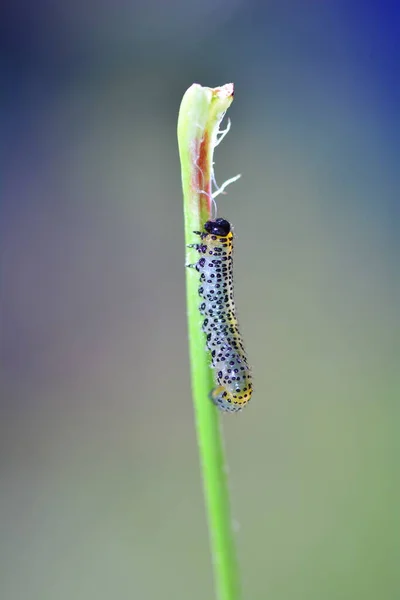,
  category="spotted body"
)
[191,218,252,412]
